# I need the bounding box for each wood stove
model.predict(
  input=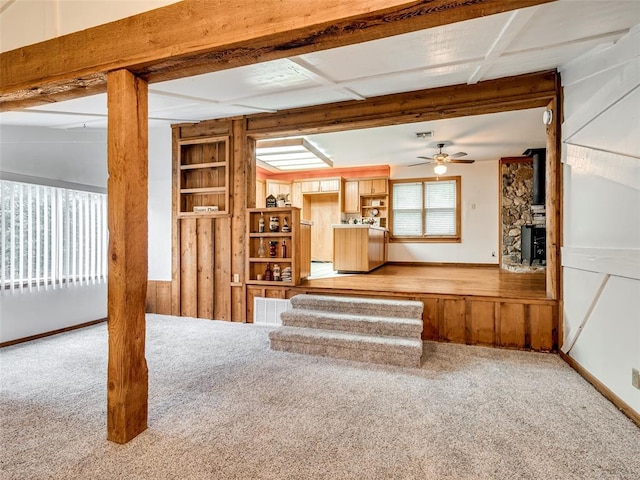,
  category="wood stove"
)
[521,225,546,265]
